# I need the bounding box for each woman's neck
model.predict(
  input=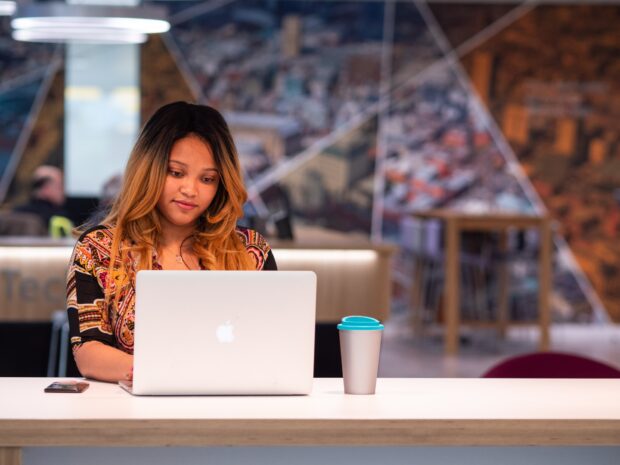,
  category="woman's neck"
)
[159,223,196,249]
